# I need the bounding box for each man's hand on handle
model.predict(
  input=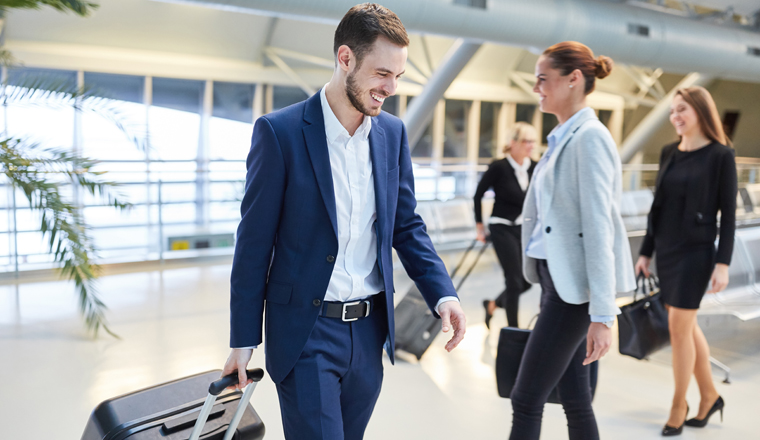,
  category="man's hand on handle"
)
[222,348,254,390]
[438,301,466,352]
